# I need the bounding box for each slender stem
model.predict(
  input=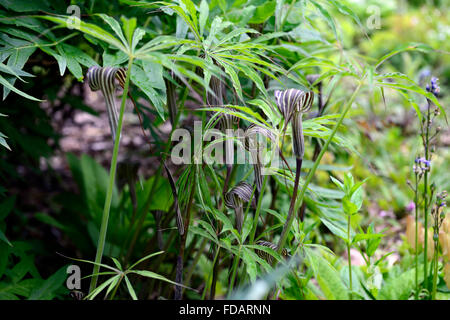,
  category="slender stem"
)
[249,145,277,244]
[89,58,134,293]
[414,173,419,300]
[249,174,269,244]
[184,237,208,286]
[431,239,439,300]
[347,213,353,300]
[277,79,364,253]
[209,247,221,299]
[228,246,241,296]
[277,158,302,249]
[423,101,431,292]
[175,167,196,299]
[202,247,220,300]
